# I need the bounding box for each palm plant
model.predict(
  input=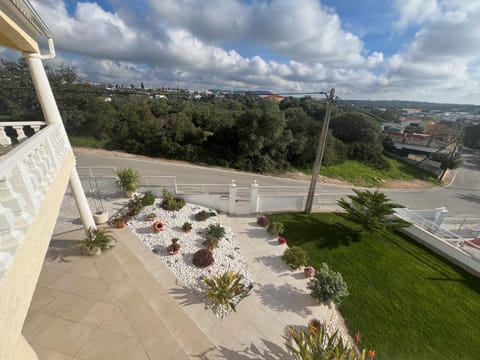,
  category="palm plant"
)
[78,227,115,254]
[115,168,139,195]
[205,223,226,239]
[204,271,250,313]
[337,189,409,233]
